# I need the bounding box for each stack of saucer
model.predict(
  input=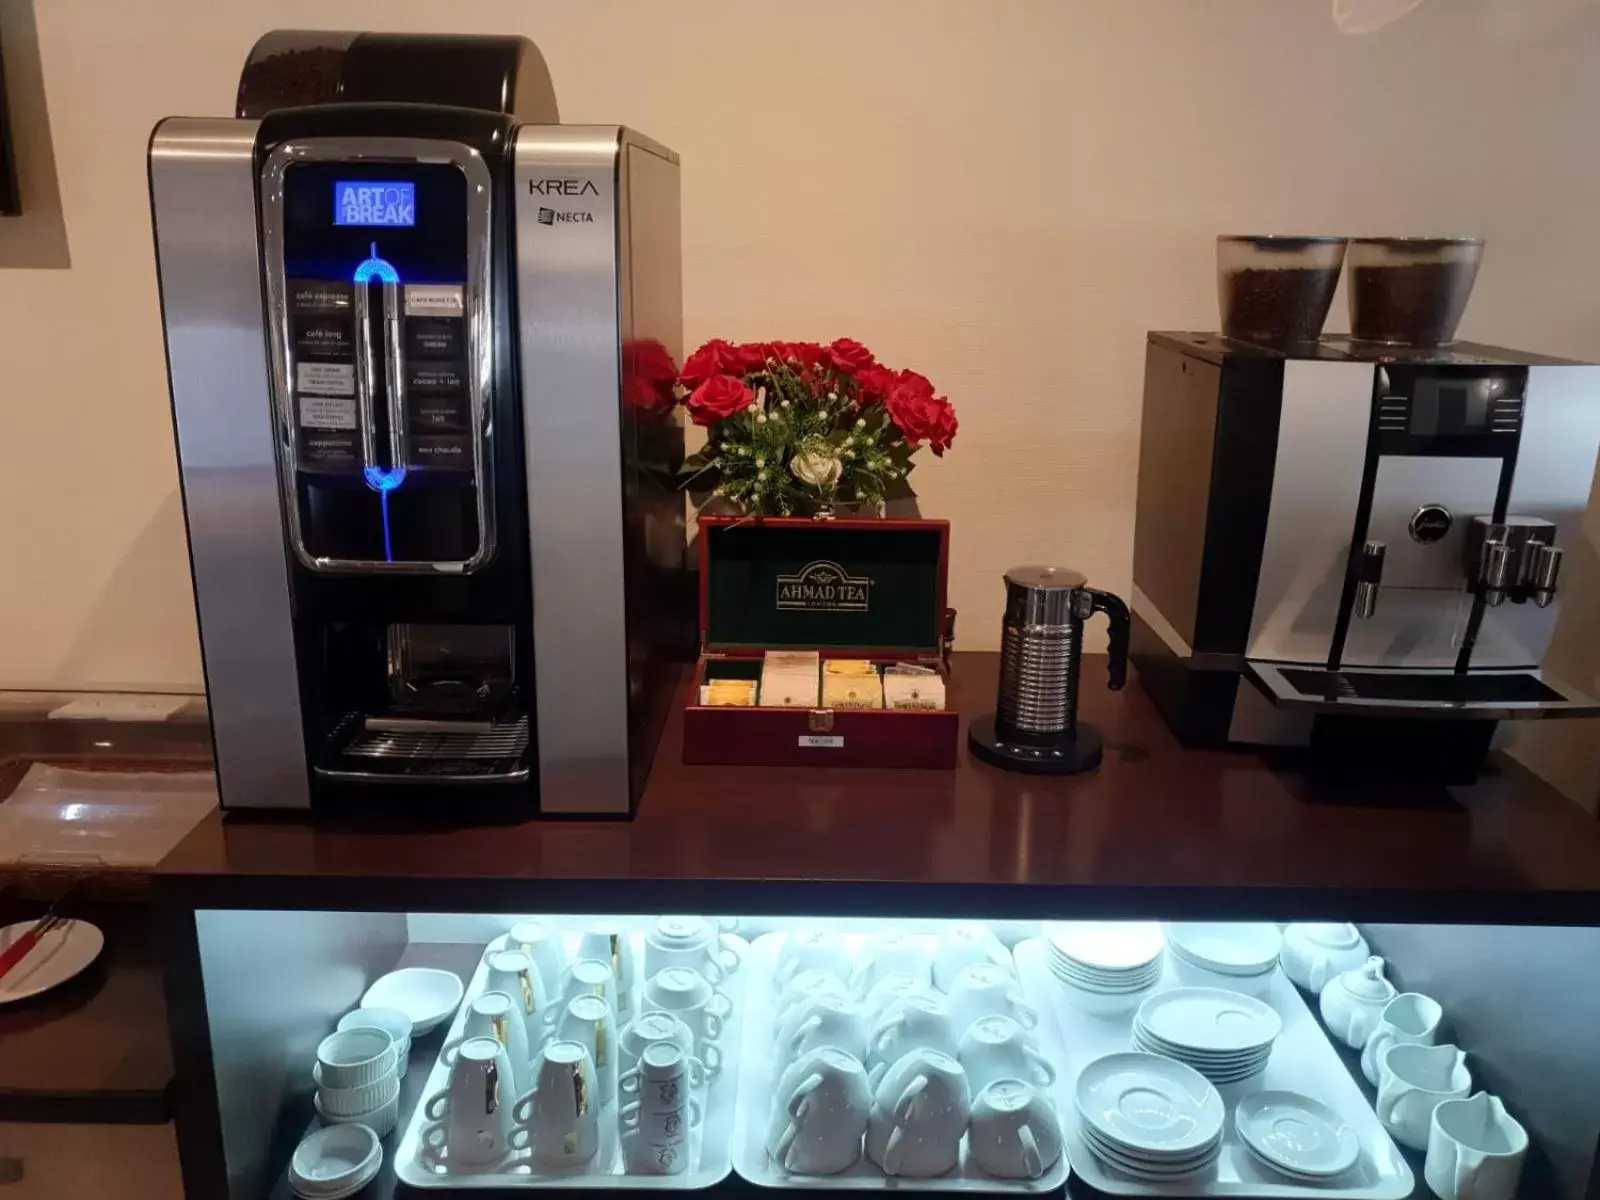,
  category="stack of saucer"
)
[1164,922,1282,996]
[1132,987,1282,1085]
[1235,1090,1361,1181]
[1074,1051,1224,1180]
[1044,921,1164,1016]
